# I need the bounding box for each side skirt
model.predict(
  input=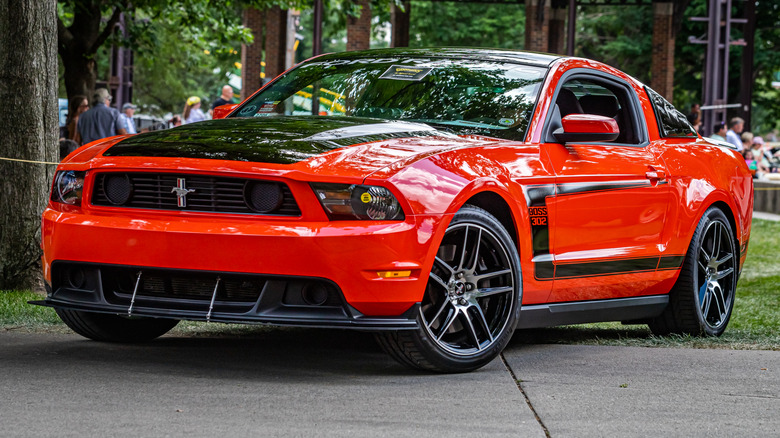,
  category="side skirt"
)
[516,295,668,329]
